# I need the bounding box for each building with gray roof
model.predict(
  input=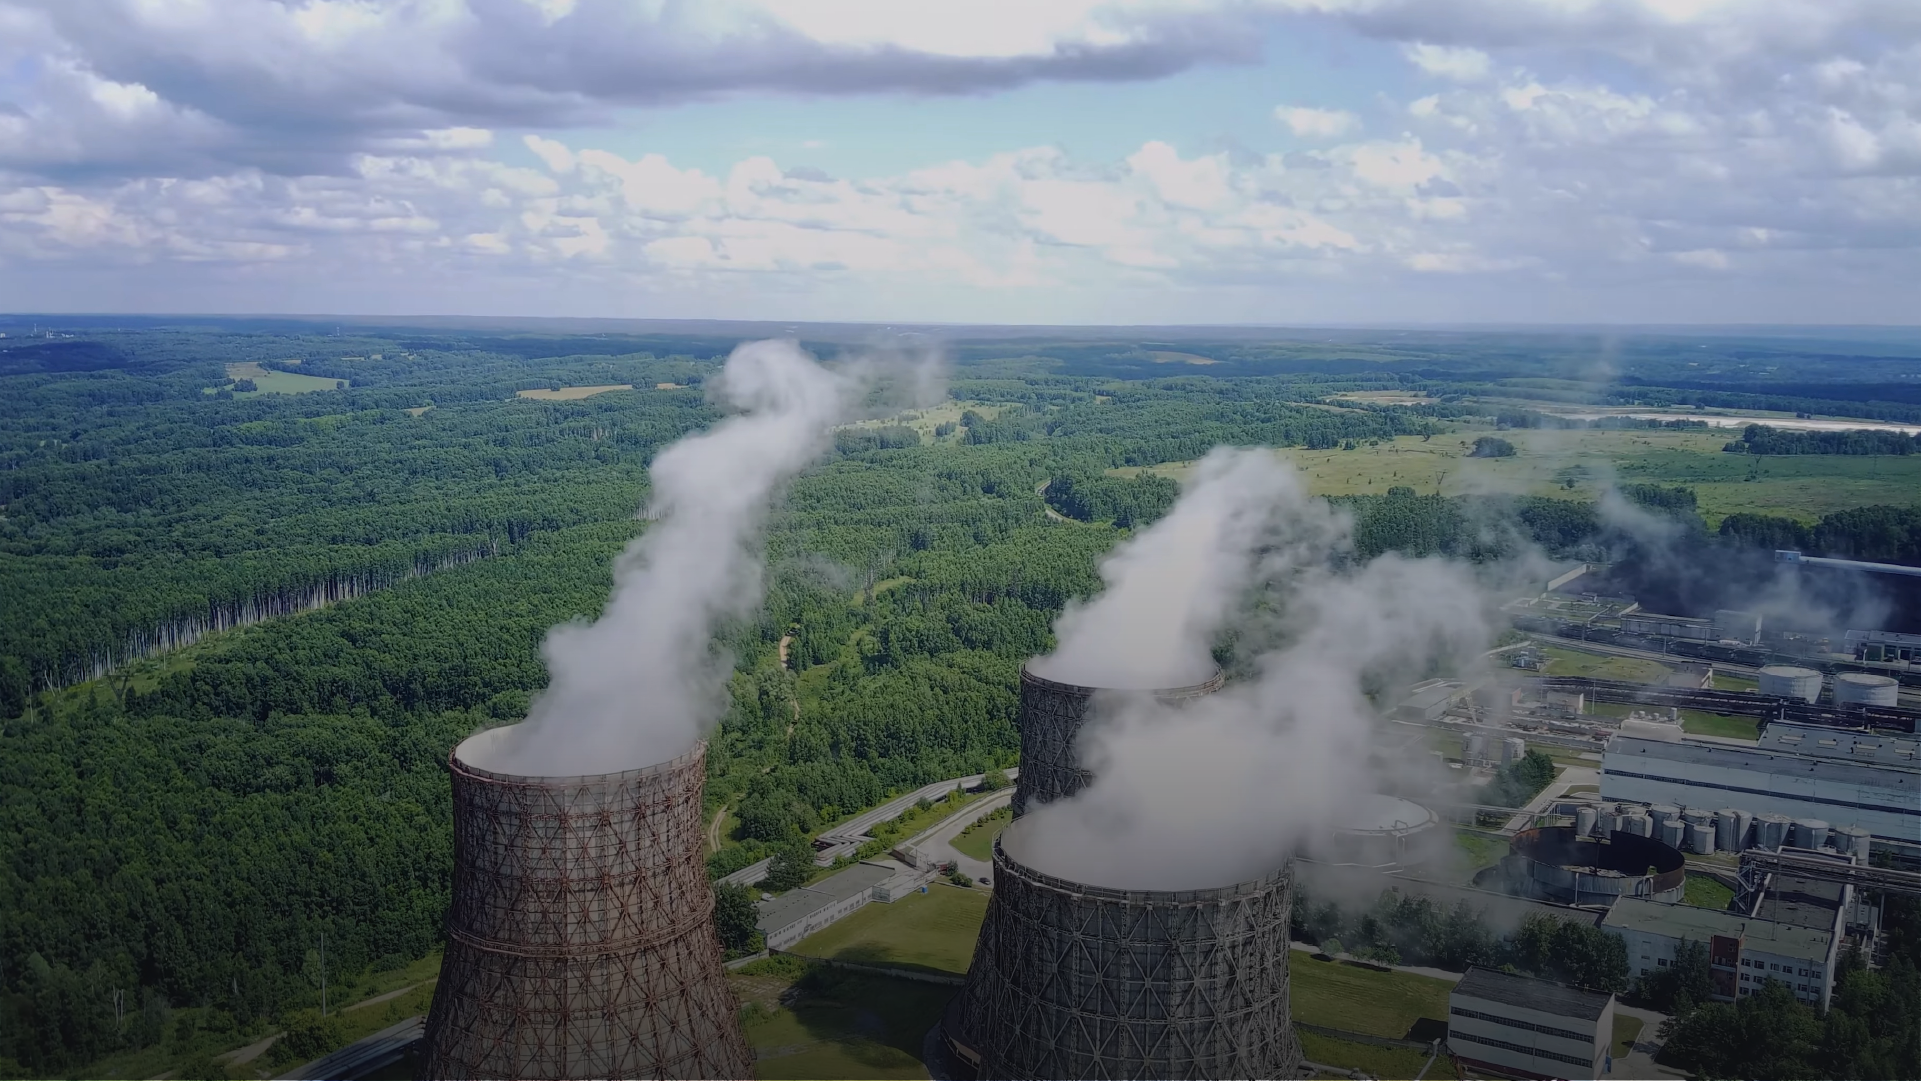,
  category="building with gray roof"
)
[1448,967,1615,1080]
[1603,896,1841,1009]
[755,861,898,950]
